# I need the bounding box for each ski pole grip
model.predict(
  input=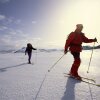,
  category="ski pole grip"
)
[95,37,98,43]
